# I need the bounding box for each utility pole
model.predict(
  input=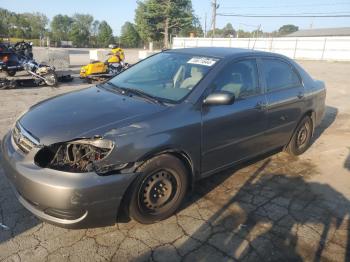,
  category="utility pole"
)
[211,0,219,37]
[204,13,207,37]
